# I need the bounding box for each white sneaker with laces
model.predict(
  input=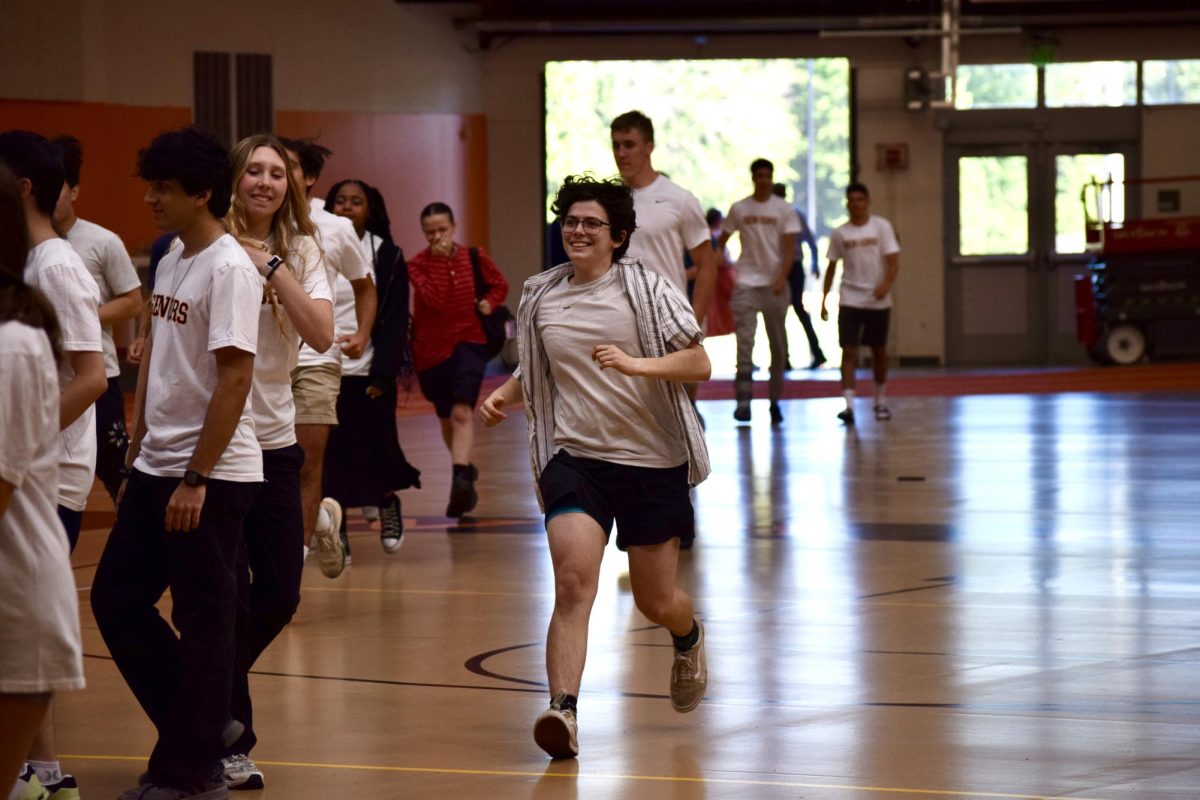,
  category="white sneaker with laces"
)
[220,754,264,791]
[533,690,579,759]
[670,622,707,713]
[315,497,345,578]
